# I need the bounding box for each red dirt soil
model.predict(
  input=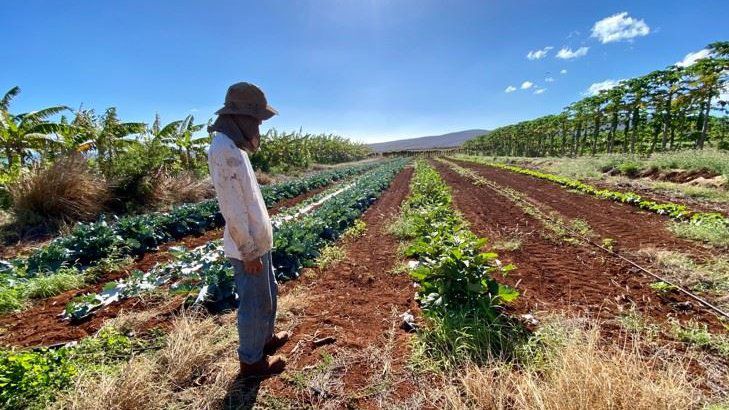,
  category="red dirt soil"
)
[432,160,726,334]
[451,159,724,258]
[0,185,330,348]
[261,167,419,408]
